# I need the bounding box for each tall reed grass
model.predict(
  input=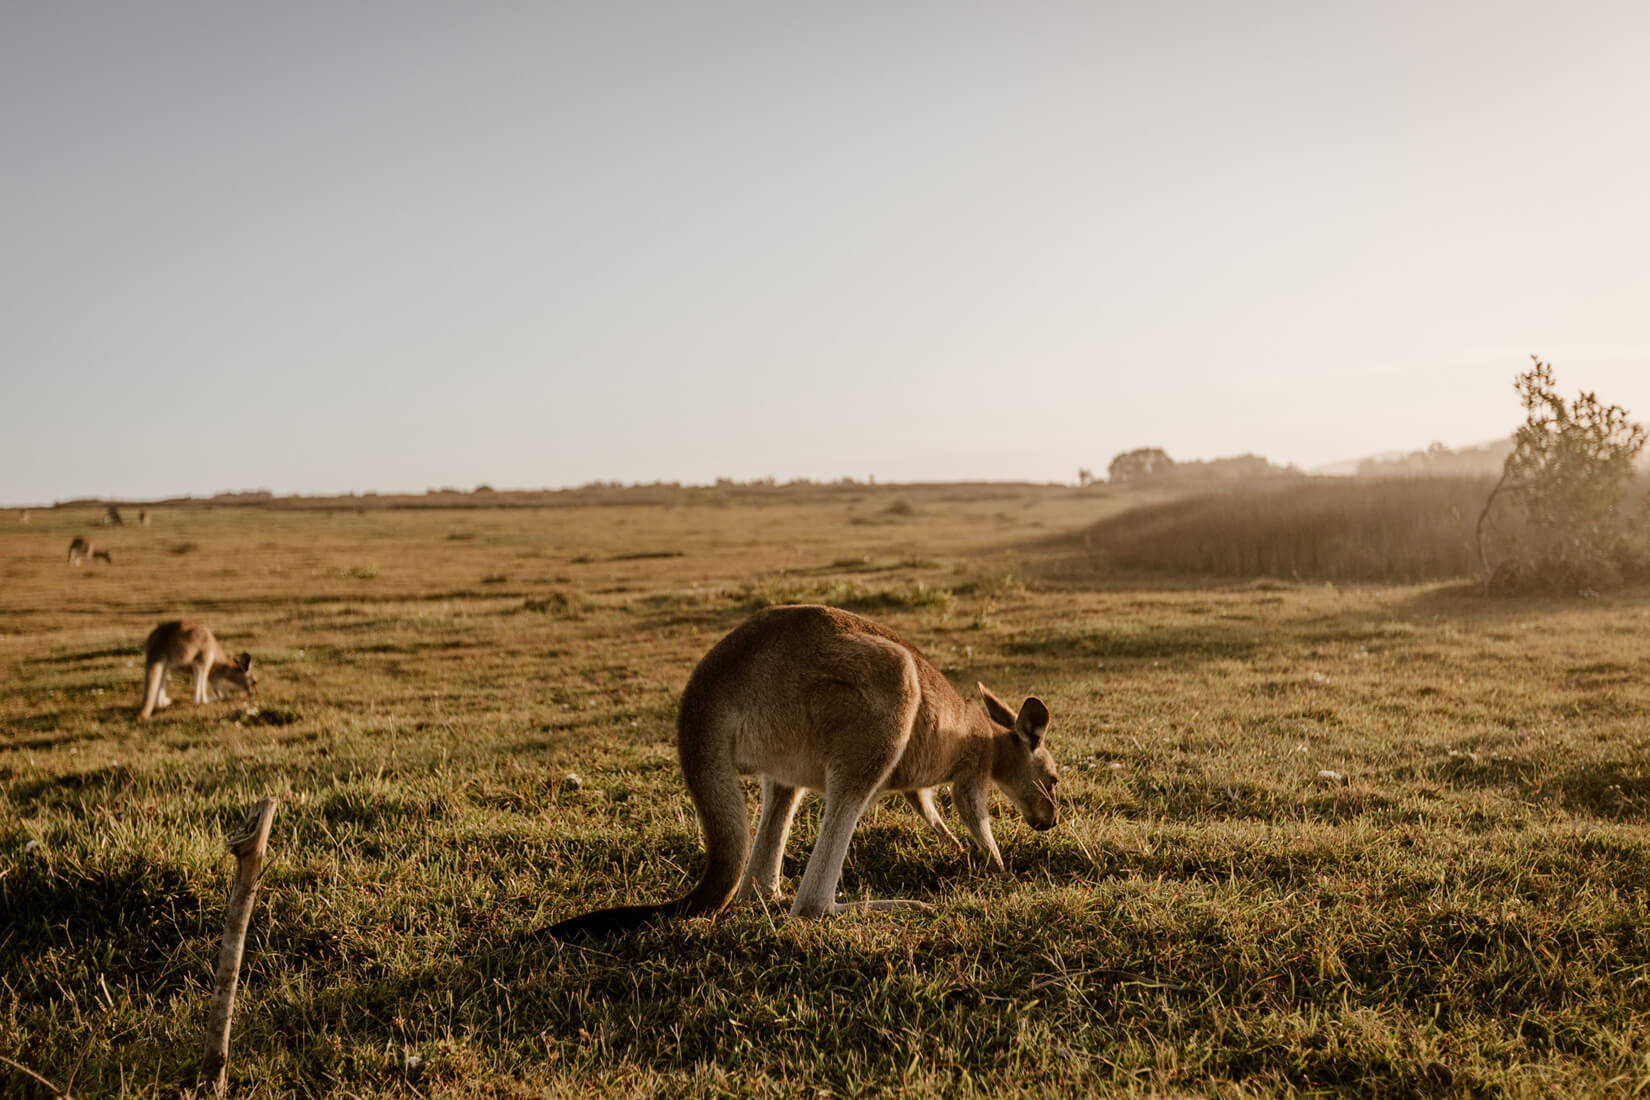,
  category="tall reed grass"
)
[1078,477,1496,582]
